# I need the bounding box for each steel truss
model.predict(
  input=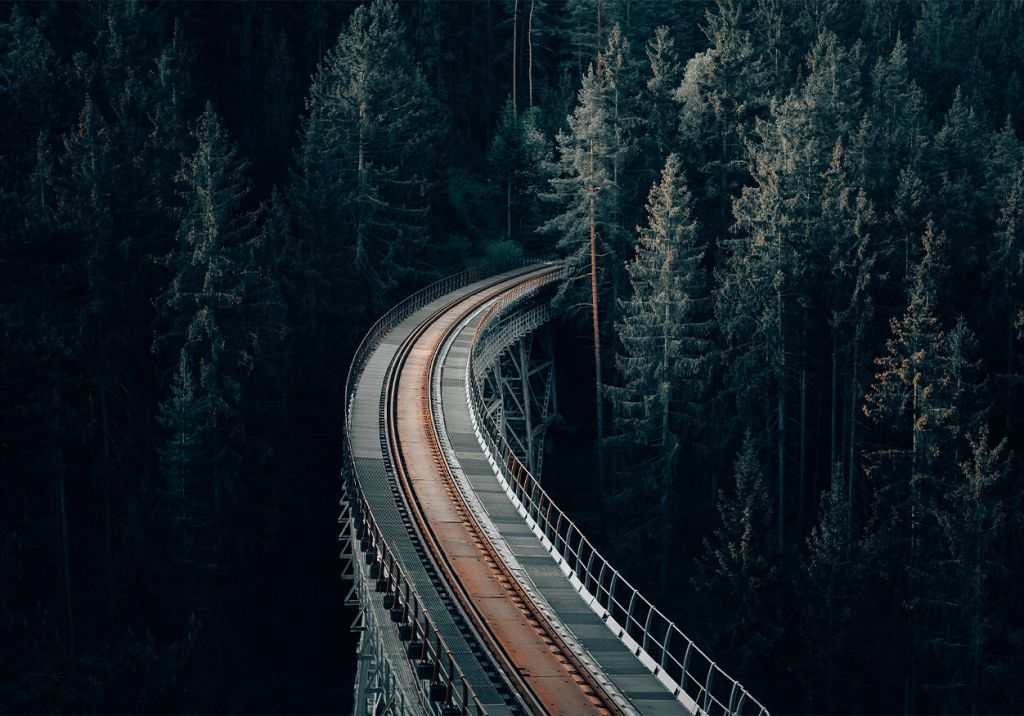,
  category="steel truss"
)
[480,325,558,479]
